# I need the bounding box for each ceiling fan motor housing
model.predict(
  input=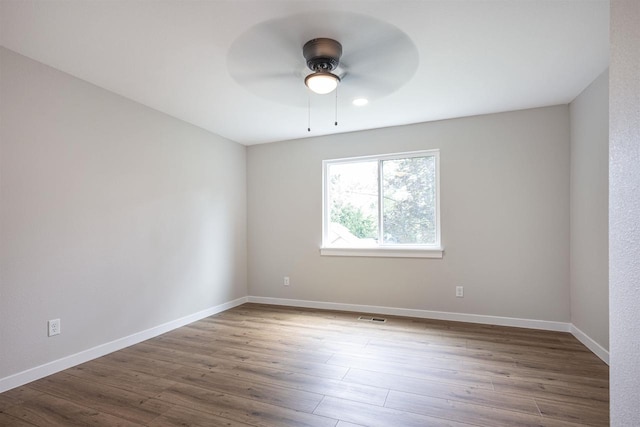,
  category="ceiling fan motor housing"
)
[303,38,342,71]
